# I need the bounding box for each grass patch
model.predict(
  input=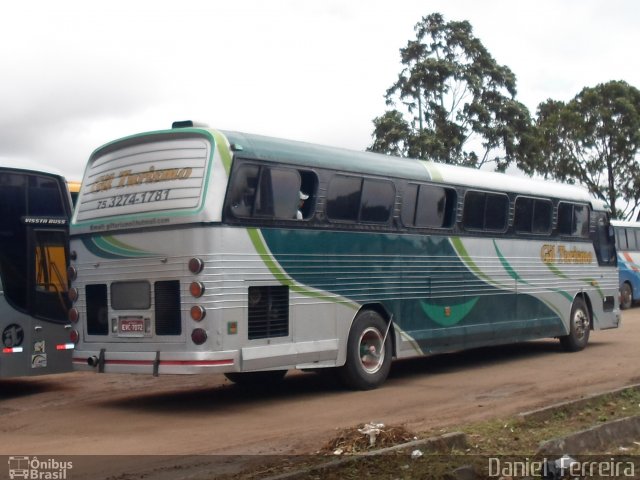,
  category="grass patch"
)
[219,387,640,479]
